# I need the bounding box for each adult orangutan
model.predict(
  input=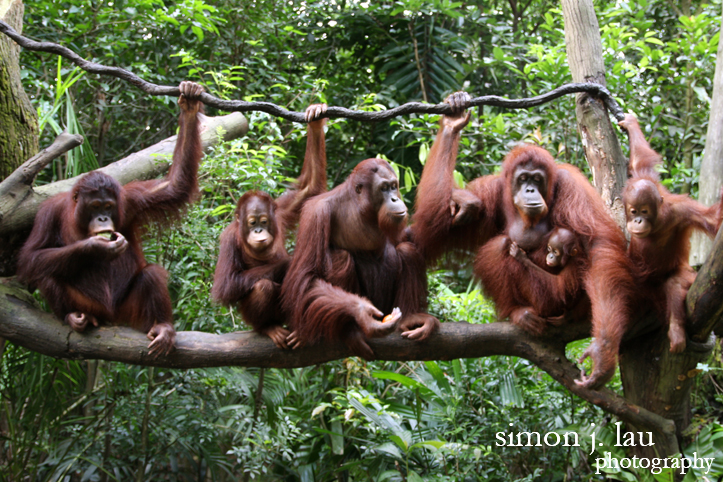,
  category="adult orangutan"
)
[280,156,441,360]
[413,92,635,389]
[212,104,328,348]
[620,113,723,353]
[17,81,206,356]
